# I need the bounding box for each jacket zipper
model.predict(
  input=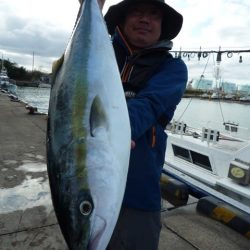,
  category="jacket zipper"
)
[116,26,157,148]
[151,126,156,147]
